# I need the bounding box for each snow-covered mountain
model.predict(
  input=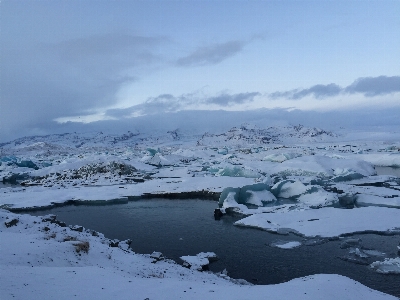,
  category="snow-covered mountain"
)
[0,124,336,154]
[197,124,336,147]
